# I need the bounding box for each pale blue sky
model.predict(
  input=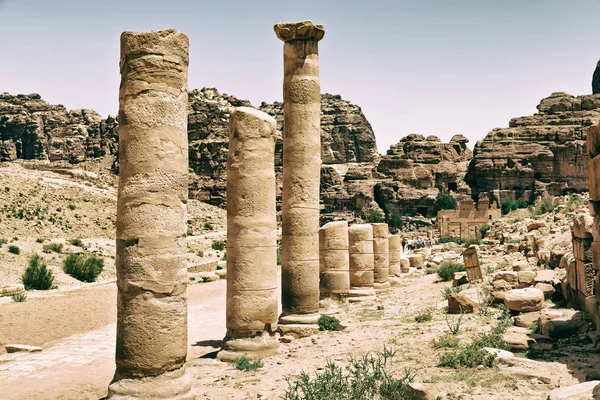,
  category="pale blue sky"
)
[1,0,599,153]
